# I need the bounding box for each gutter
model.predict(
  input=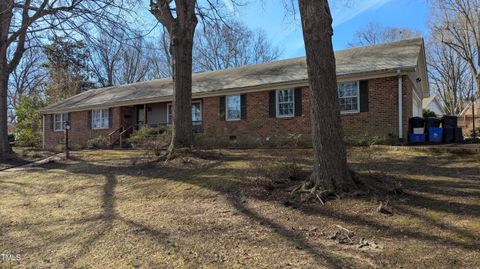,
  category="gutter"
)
[397,70,403,141]
[41,68,417,115]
